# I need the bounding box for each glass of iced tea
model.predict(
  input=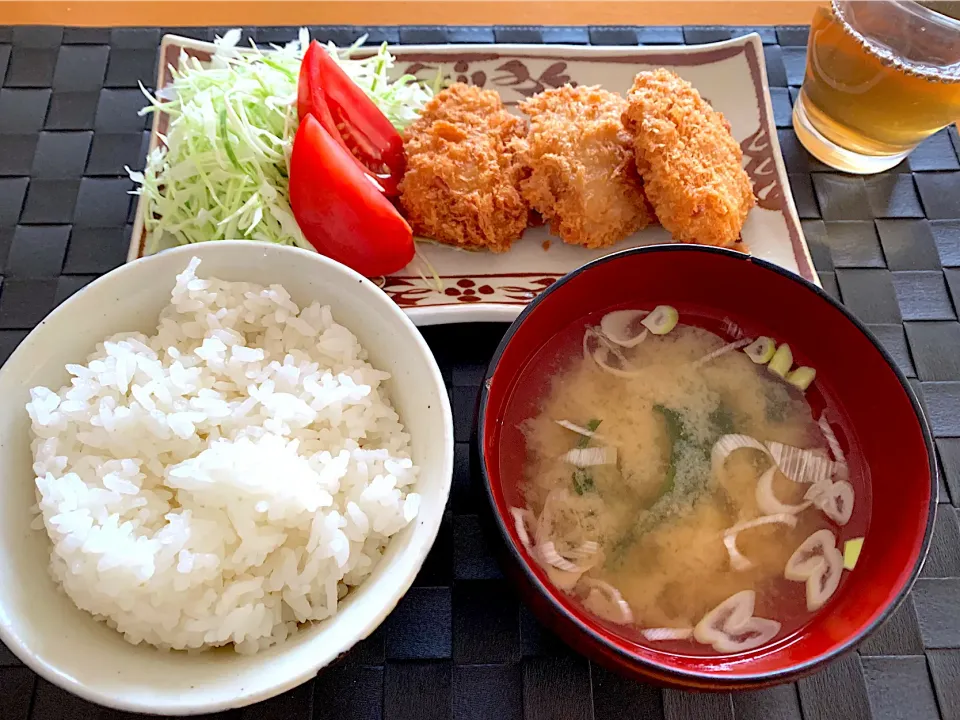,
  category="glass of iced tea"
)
[794,0,960,174]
